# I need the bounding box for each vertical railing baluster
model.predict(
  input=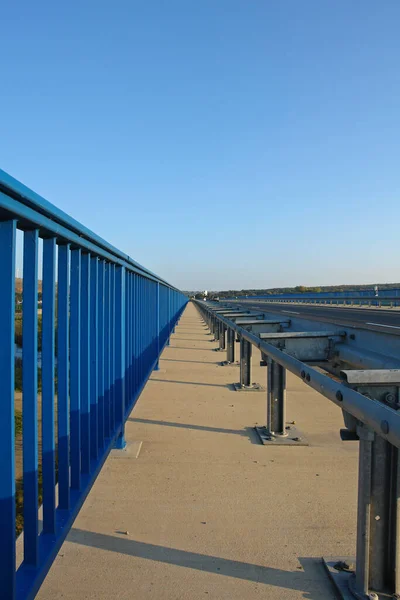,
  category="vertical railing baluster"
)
[57,243,70,510]
[141,277,144,380]
[0,220,17,597]
[110,264,115,432]
[23,229,39,566]
[134,274,138,395]
[167,287,171,345]
[115,266,126,448]
[70,249,81,490]
[98,260,105,449]
[80,252,91,474]
[90,257,98,460]
[125,271,130,411]
[138,276,141,385]
[104,263,110,438]
[42,237,56,534]
[128,273,132,405]
[155,282,160,370]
